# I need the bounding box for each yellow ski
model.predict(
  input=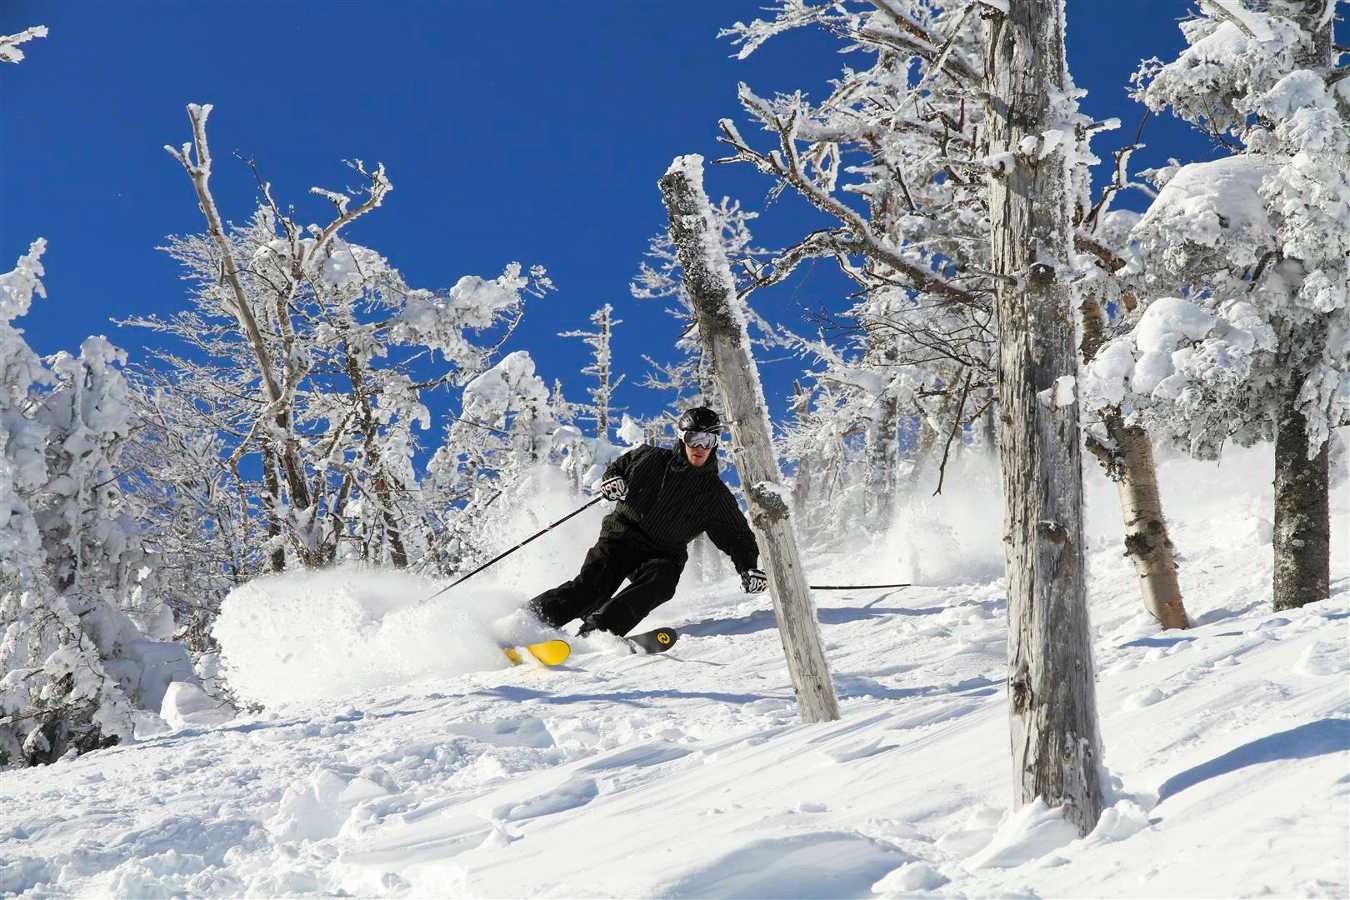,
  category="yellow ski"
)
[503,639,571,667]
